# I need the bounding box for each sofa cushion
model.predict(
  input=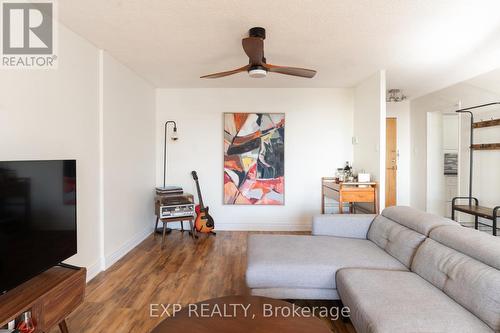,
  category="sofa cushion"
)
[430,225,500,270]
[312,214,376,239]
[412,238,500,331]
[251,287,339,300]
[337,268,493,333]
[381,205,457,236]
[246,234,407,291]
[367,215,426,268]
